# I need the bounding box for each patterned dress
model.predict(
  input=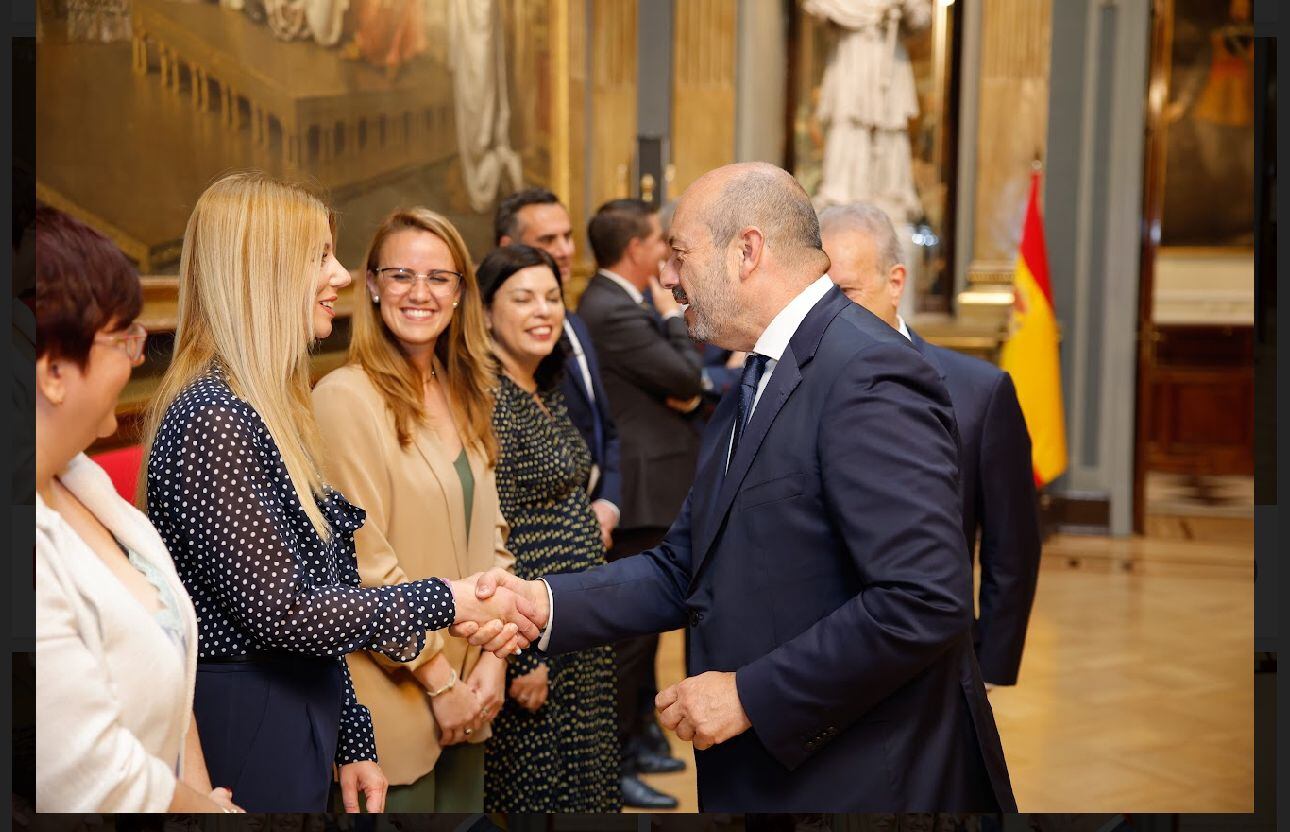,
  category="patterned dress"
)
[483,376,621,812]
